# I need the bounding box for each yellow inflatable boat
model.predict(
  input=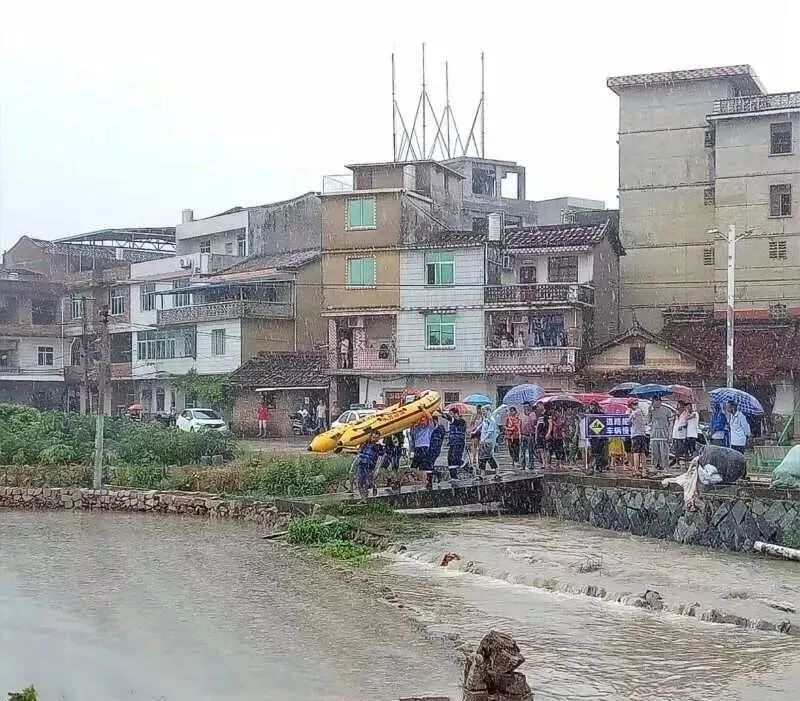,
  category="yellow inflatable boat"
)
[307,390,442,453]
